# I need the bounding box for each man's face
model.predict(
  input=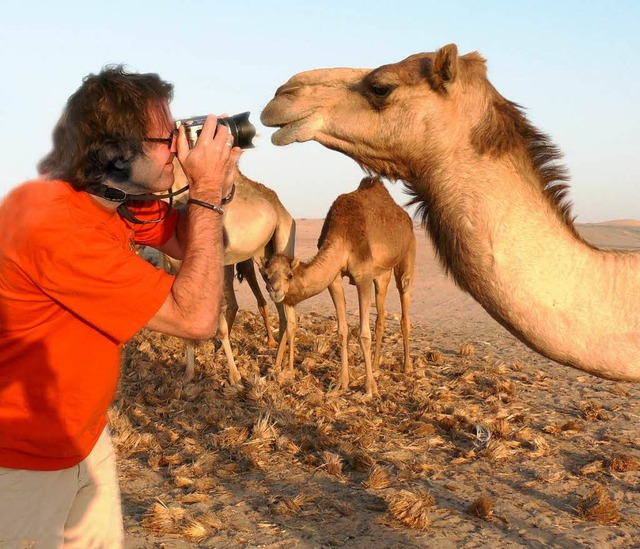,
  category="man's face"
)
[128,101,176,193]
